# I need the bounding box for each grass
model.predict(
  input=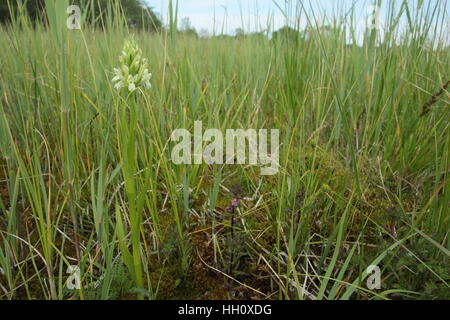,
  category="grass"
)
[0,0,449,300]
